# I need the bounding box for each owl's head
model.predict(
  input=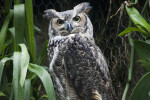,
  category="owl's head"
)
[43,2,93,40]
